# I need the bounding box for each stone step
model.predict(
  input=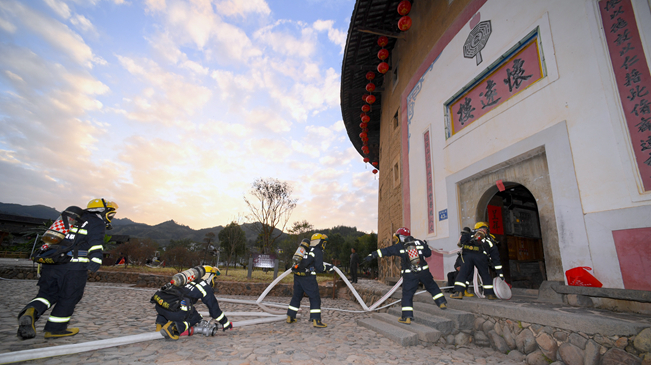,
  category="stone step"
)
[412,302,475,330]
[371,312,442,343]
[387,306,456,335]
[356,318,419,347]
